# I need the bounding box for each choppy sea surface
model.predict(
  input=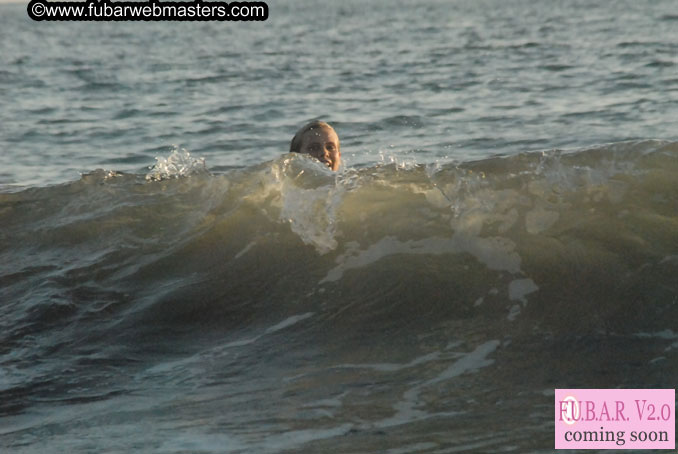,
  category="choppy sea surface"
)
[1,0,678,453]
